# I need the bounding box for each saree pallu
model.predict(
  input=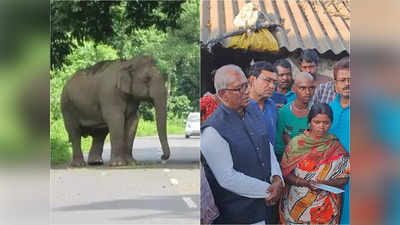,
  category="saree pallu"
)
[279,131,350,224]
